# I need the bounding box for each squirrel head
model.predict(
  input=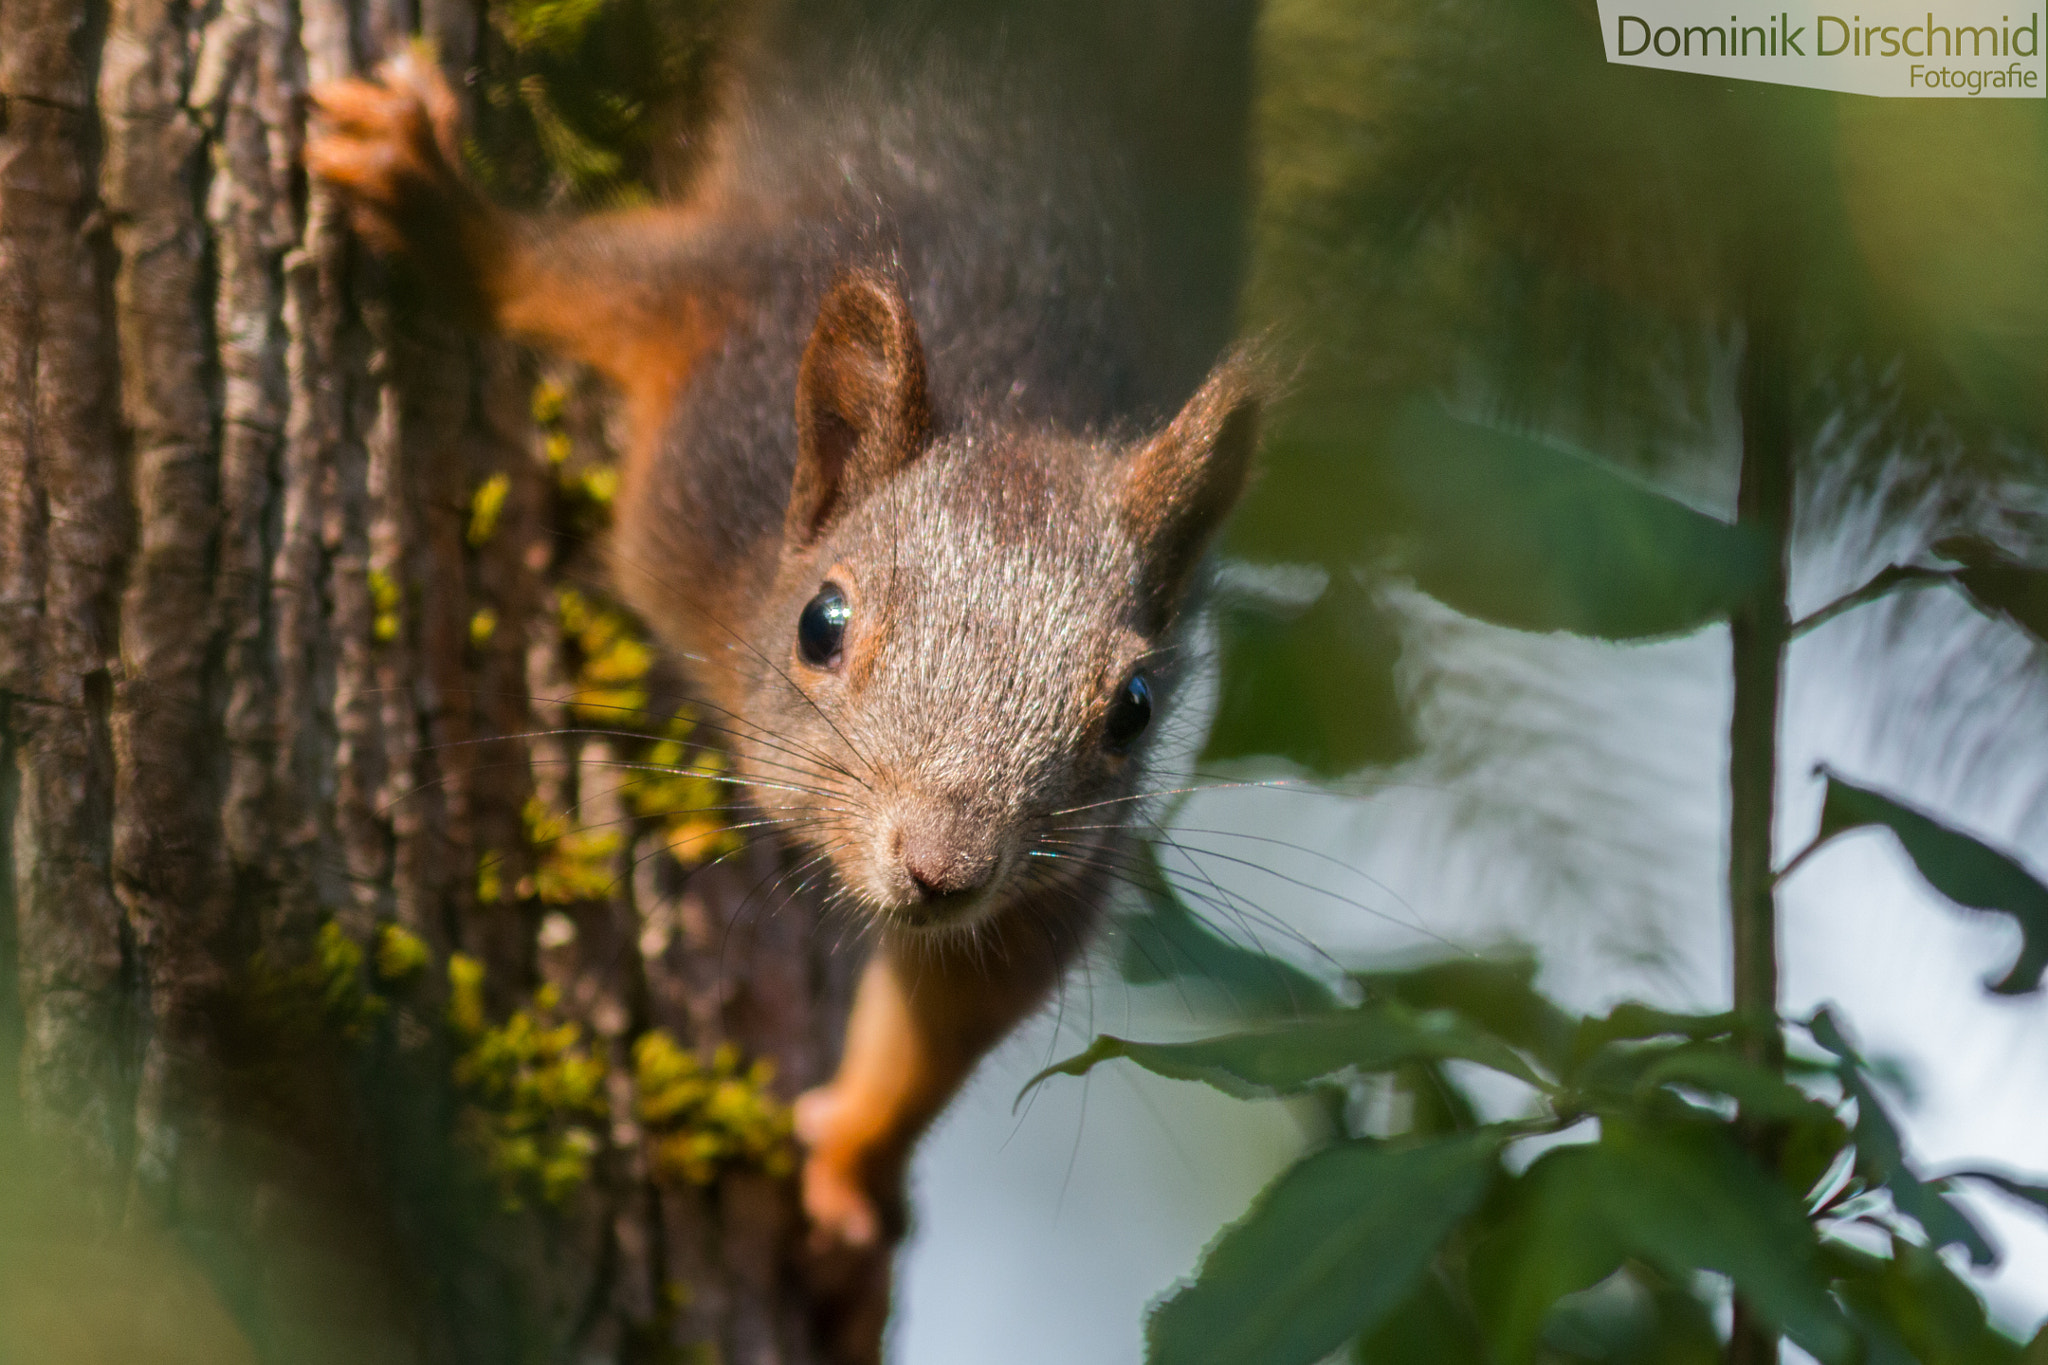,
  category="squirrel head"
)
[737,270,1261,933]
